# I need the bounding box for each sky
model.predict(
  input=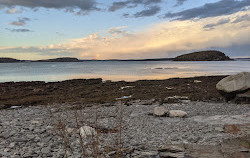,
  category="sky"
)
[0,0,250,60]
